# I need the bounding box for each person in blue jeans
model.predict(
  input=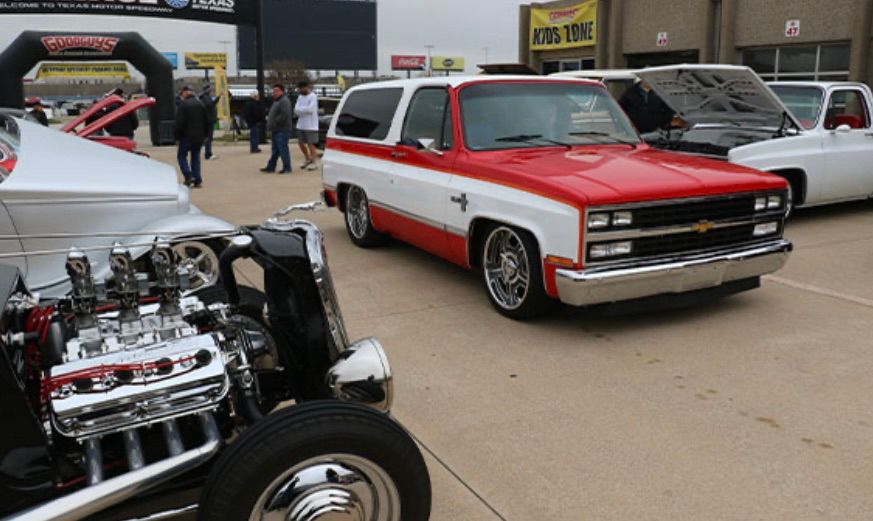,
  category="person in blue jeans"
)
[260,84,293,174]
[174,86,210,187]
[243,91,265,153]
